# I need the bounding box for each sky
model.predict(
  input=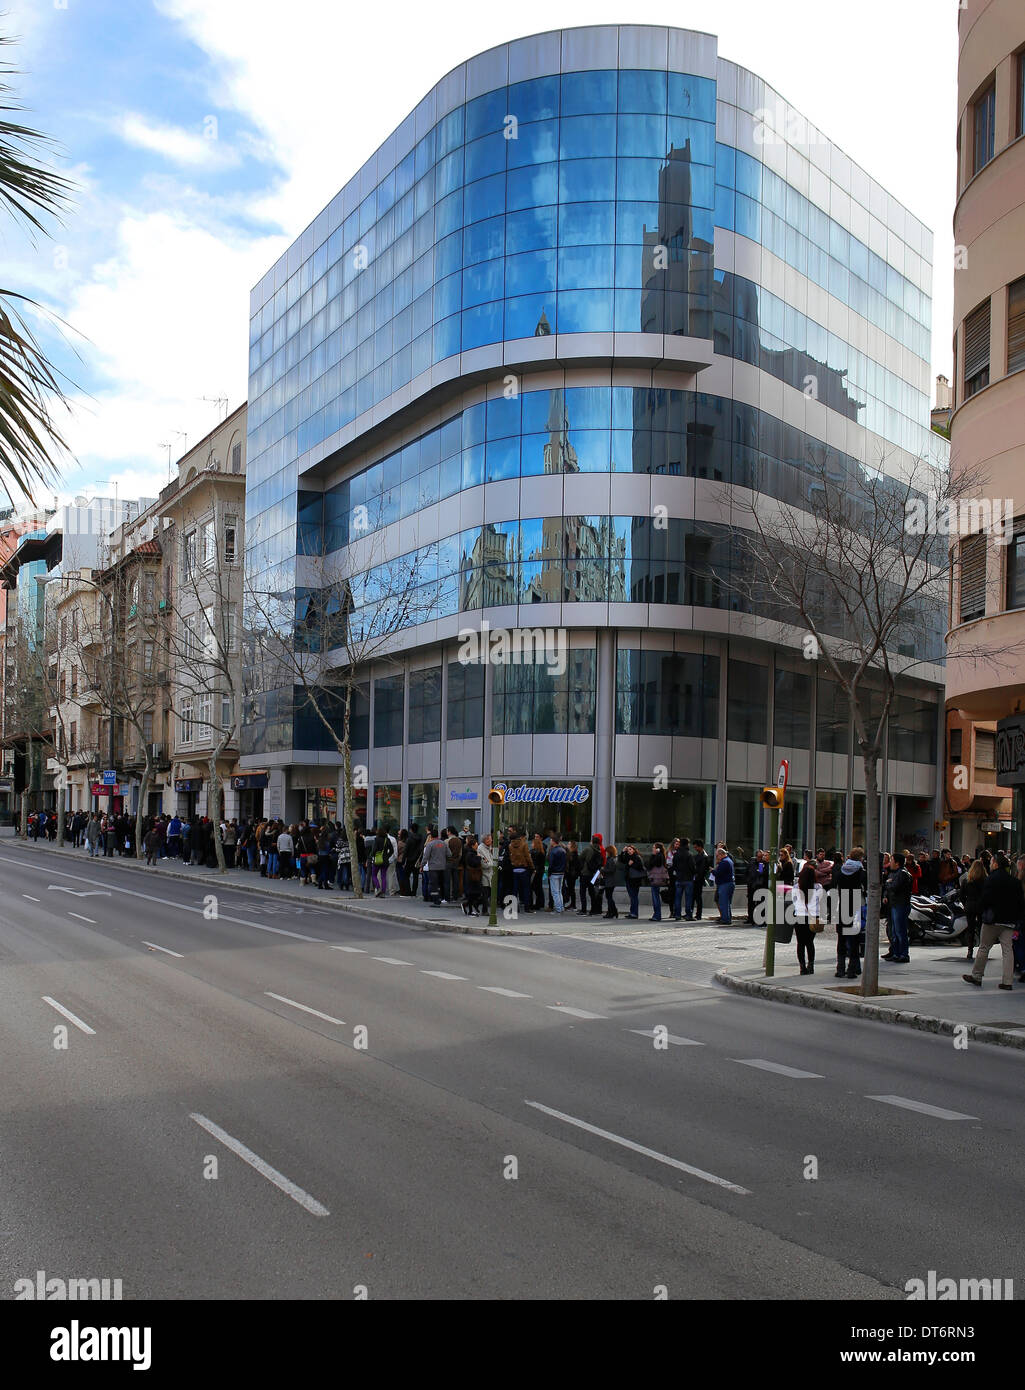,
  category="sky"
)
[4,0,958,510]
